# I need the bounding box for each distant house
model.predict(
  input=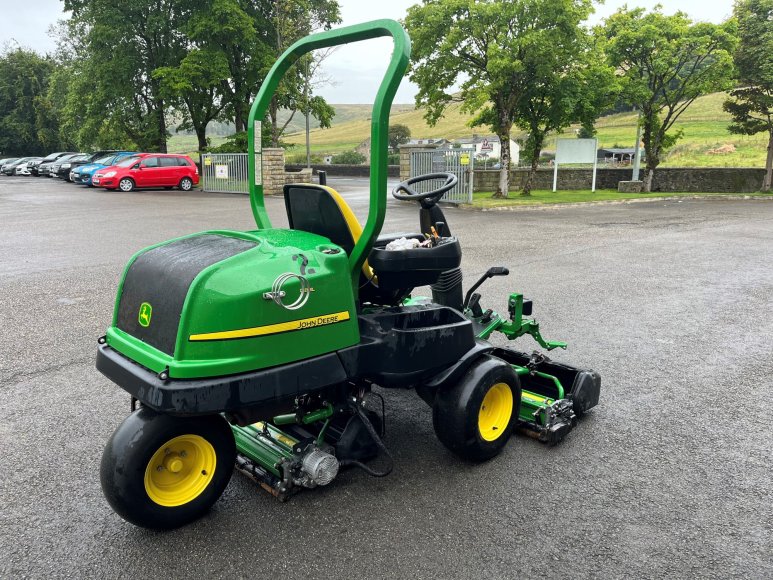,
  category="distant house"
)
[452,135,520,165]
